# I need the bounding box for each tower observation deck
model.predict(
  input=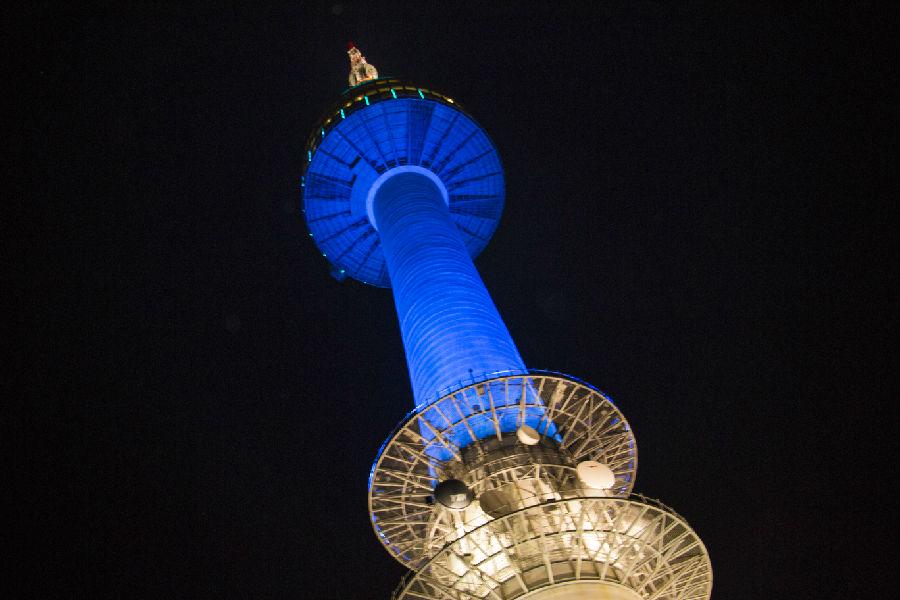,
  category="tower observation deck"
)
[300,46,712,600]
